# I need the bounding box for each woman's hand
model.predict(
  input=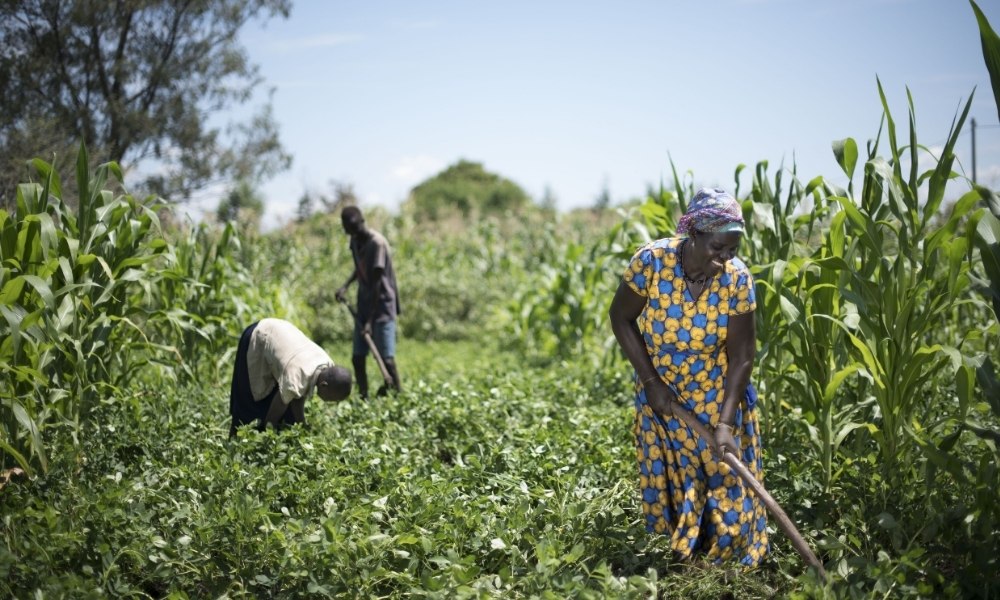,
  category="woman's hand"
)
[643,378,678,417]
[714,423,738,457]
